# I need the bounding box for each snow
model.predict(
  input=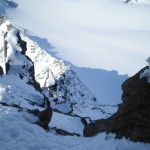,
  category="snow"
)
[0,104,150,150]
[0,1,150,149]
[0,15,106,142]
[146,57,150,68]
[73,66,127,104]
[140,57,150,82]
[50,112,84,135]
[51,102,72,114]
[3,0,150,104]
[140,57,150,79]
[5,0,150,75]
[0,16,10,74]
[146,57,150,81]
[140,68,149,79]
[0,75,44,109]
[20,33,69,88]
[72,104,118,120]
